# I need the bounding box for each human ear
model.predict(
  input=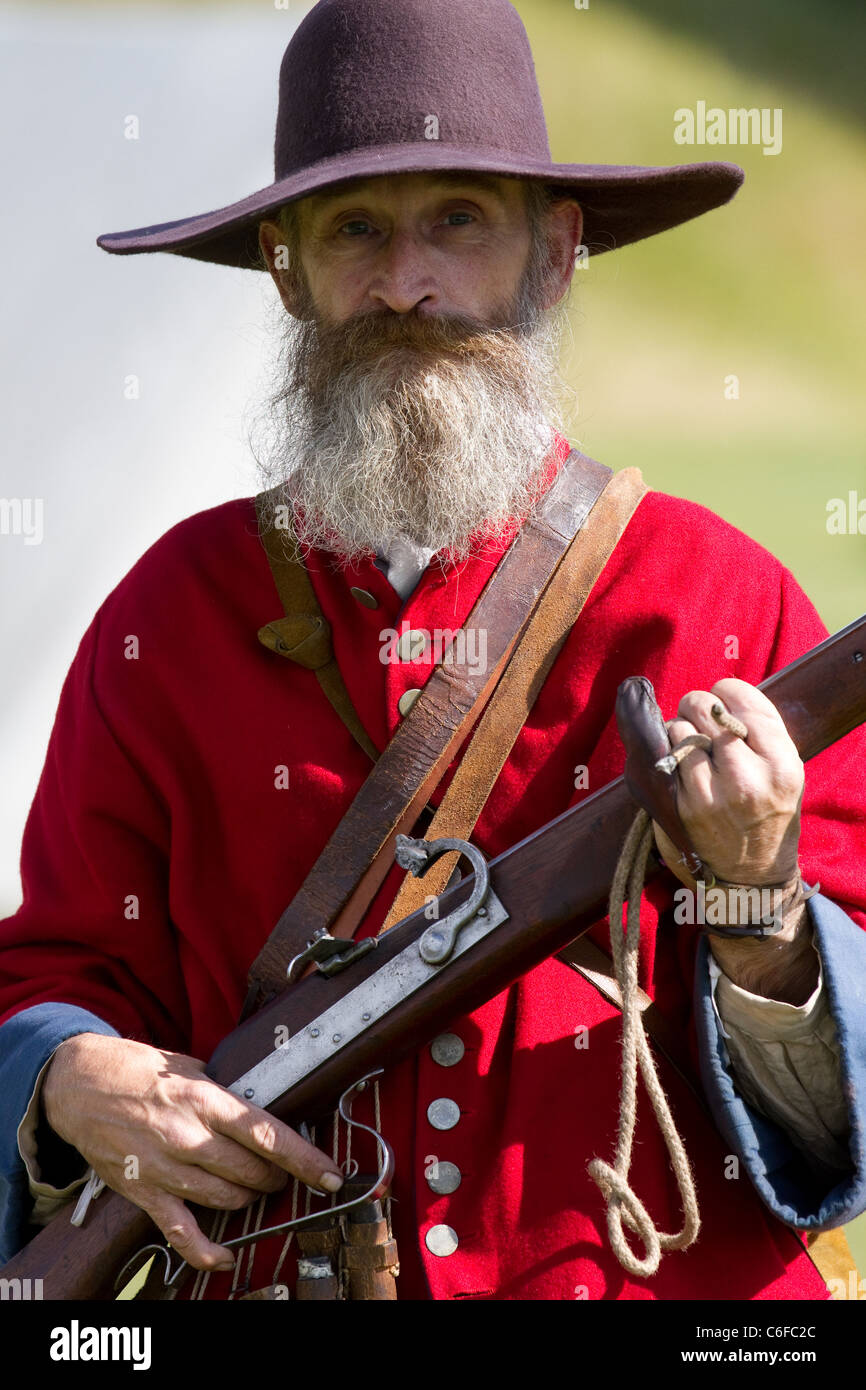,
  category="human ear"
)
[258,219,310,318]
[541,199,584,309]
